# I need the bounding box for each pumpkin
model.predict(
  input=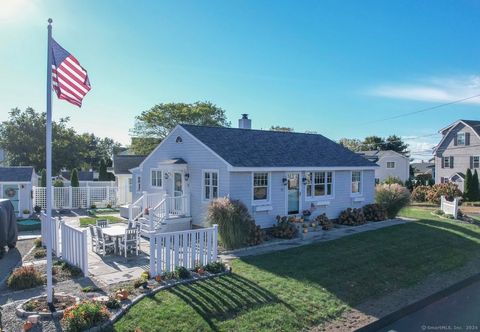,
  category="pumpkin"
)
[23,321,34,331]
[155,275,162,282]
[115,289,129,300]
[197,267,205,275]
